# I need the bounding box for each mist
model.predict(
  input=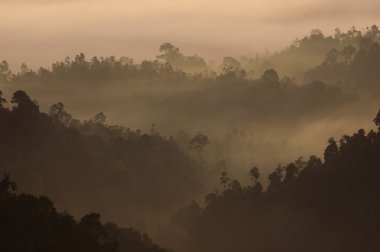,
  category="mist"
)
[2,0,380,69]
[2,1,380,252]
